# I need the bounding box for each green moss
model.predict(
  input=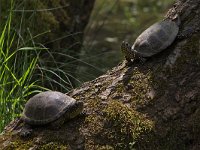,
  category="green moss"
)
[6,139,33,150]
[40,142,68,150]
[104,100,153,138]
[84,99,103,131]
[103,100,154,149]
[114,68,153,107]
[82,96,154,149]
[9,140,68,149]
[4,137,69,150]
[96,145,114,150]
[130,69,152,101]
